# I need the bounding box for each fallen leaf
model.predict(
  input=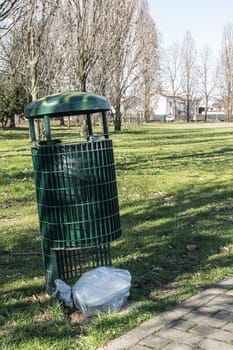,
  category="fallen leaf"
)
[152,266,164,273]
[186,244,198,252]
